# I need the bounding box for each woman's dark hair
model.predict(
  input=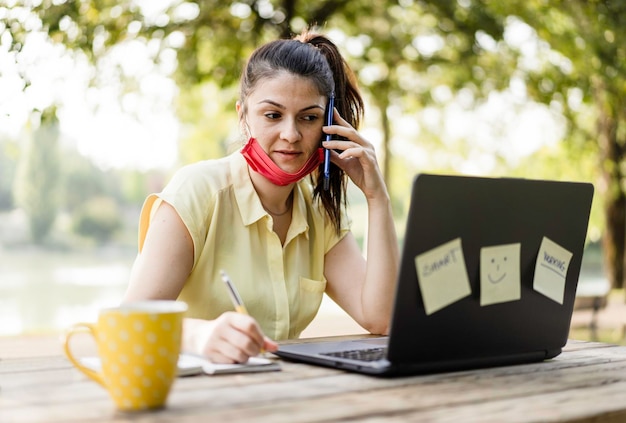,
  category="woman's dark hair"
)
[239,30,364,233]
